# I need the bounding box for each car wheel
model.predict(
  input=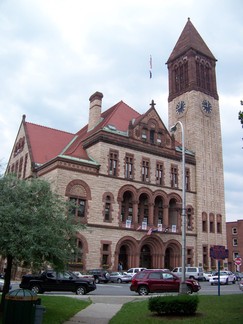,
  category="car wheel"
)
[76,286,86,295]
[31,285,43,294]
[233,279,236,284]
[94,277,100,284]
[117,278,122,283]
[225,278,228,285]
[138,286,149,296]
[211,283,213,286]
